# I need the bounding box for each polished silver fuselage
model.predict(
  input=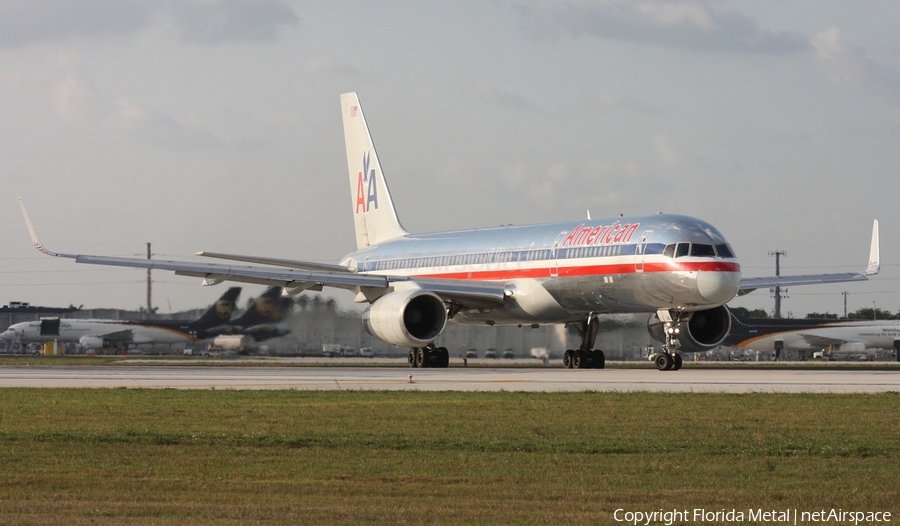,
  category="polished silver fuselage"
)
[343,213,742,325]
